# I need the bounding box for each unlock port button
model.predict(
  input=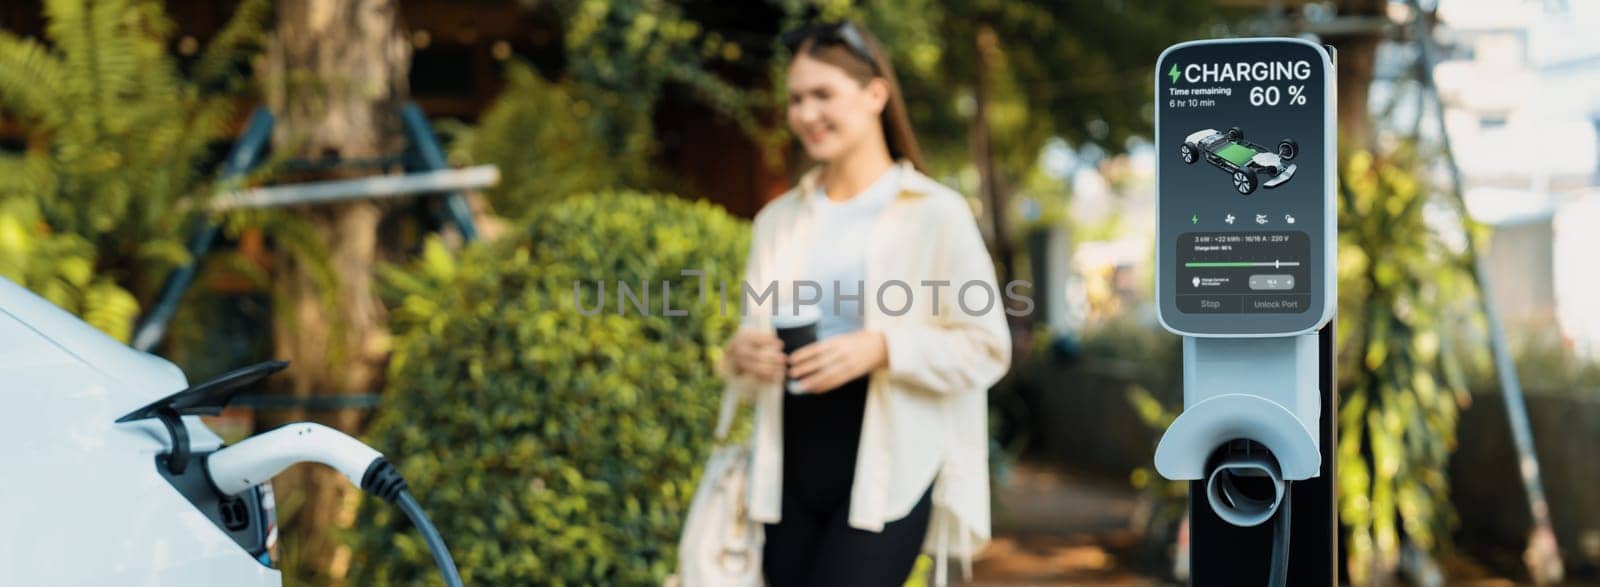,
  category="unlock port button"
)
[1246,294,1311,313]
